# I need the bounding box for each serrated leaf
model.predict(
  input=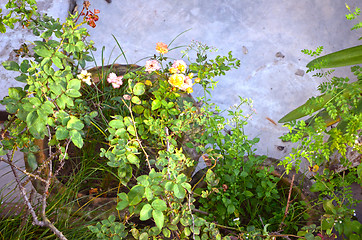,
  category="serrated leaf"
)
[140,203,153,221]
[152,209,164,230]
